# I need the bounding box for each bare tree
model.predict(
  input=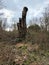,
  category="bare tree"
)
[12,21,17,31]
[39,17,45,31]
[29,17,38,26]
[0,19,2,30]
[43,6,49,31]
